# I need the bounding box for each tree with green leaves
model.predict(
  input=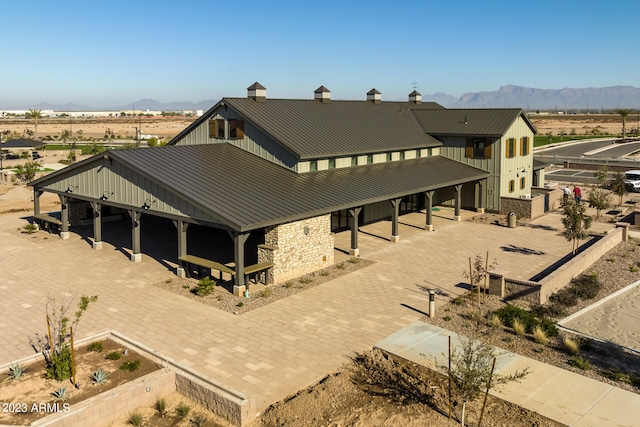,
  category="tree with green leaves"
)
[615,108,634,141]
[588,187,611,219]
[439,322,529,426]
[25,109,42,139]
[594,164,609,187]
[609,171,628,206]
[561,200,592,255]
[15,161,40,182]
